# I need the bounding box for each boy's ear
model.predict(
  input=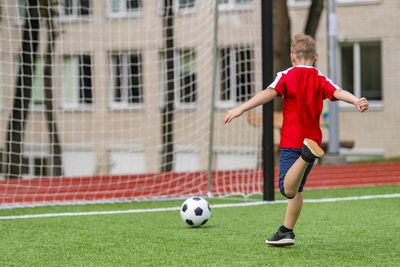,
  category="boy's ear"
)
[314,52,319,62]
[290,53,296,63]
